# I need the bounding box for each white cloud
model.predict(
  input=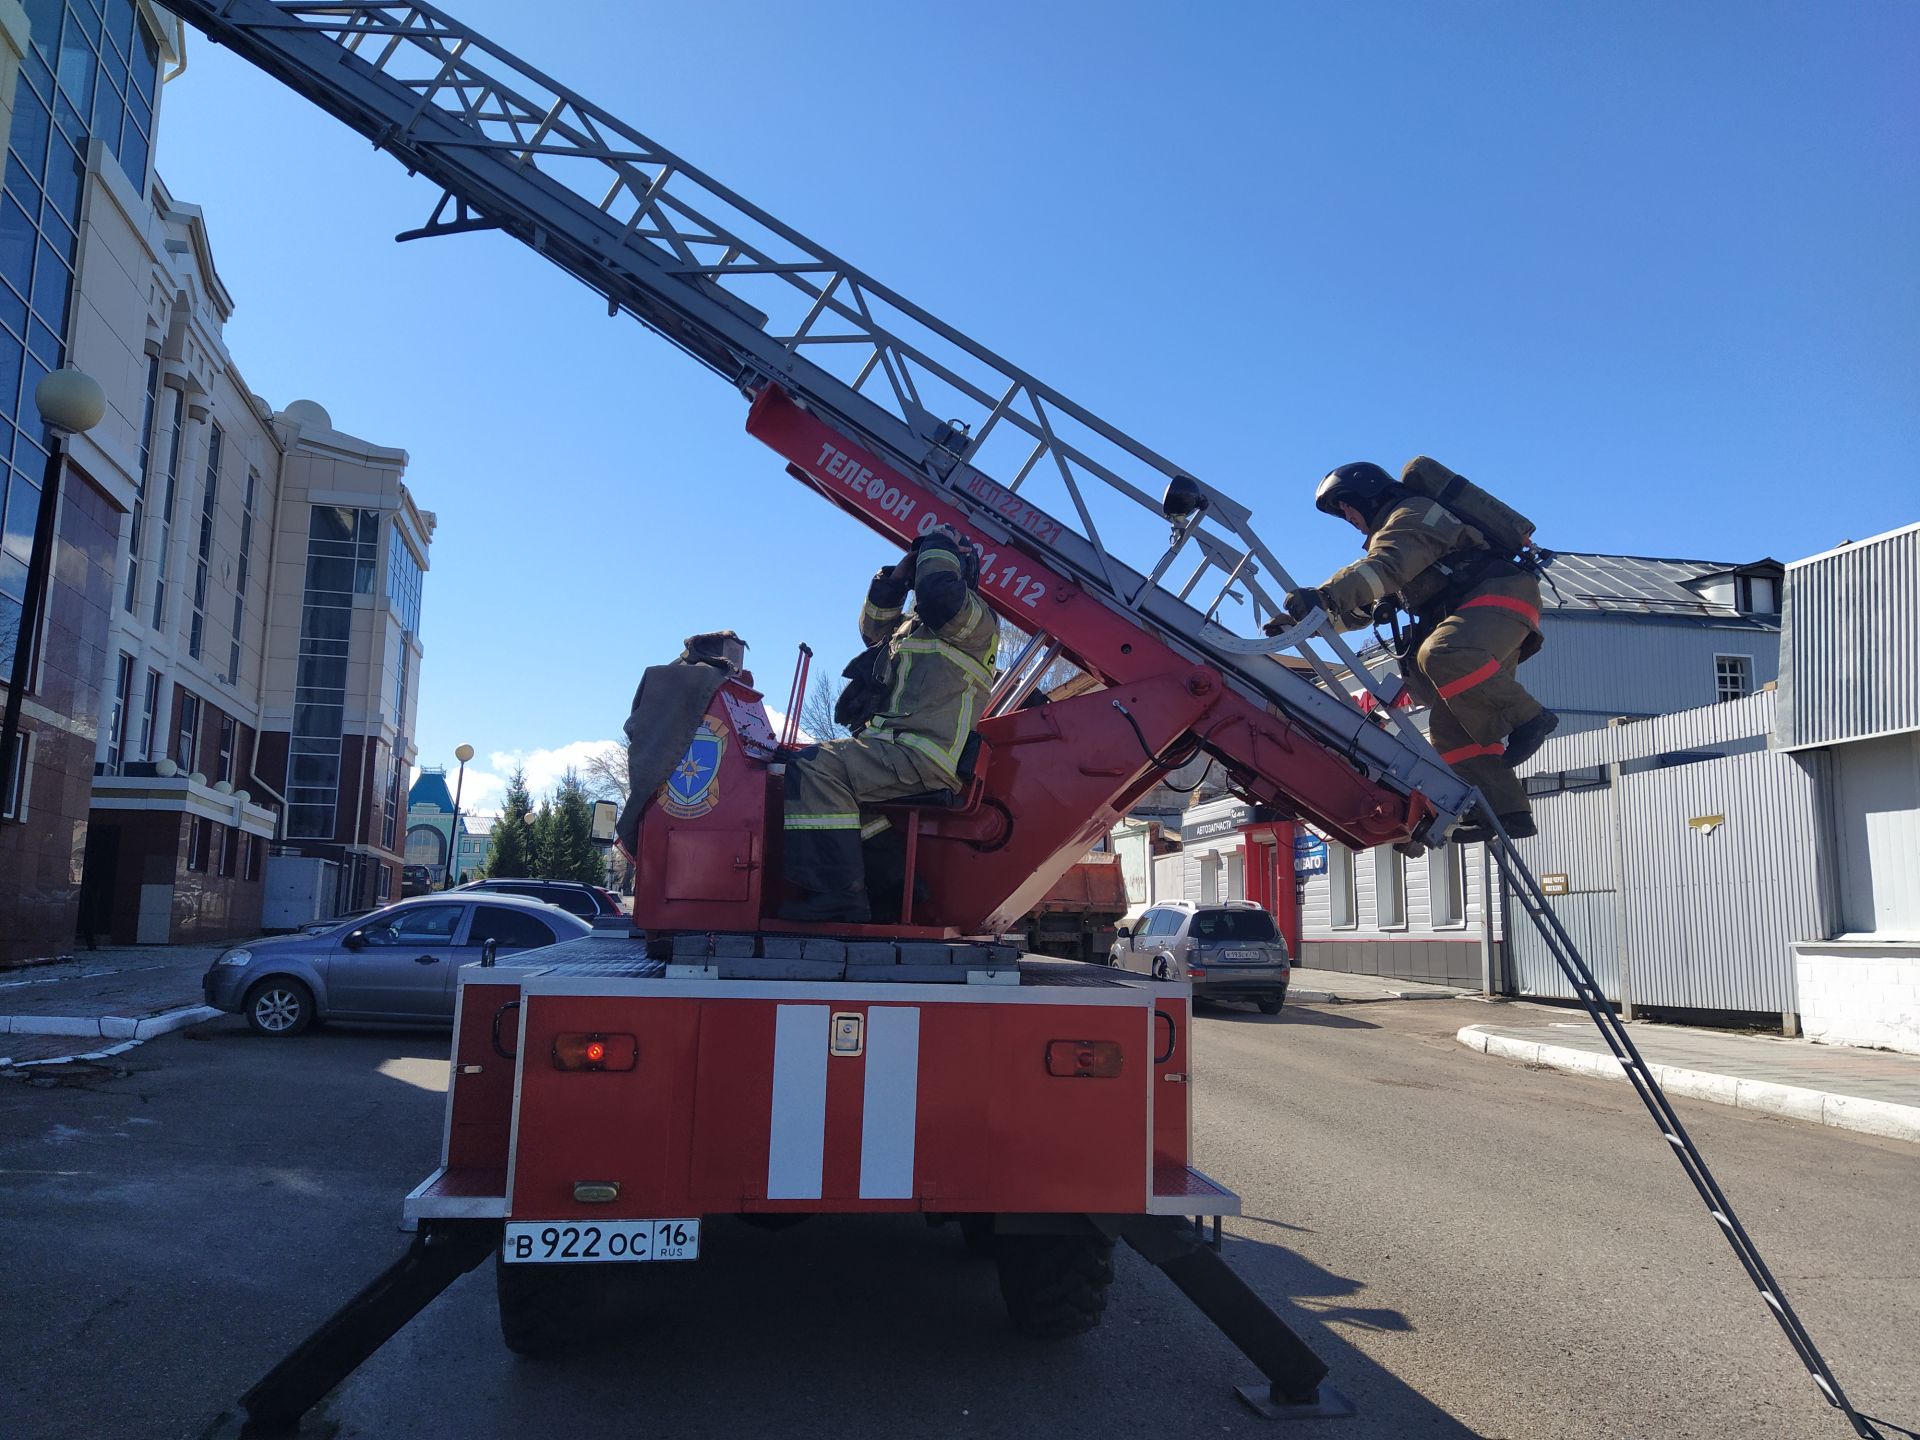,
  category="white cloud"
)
[487,739,623,801]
